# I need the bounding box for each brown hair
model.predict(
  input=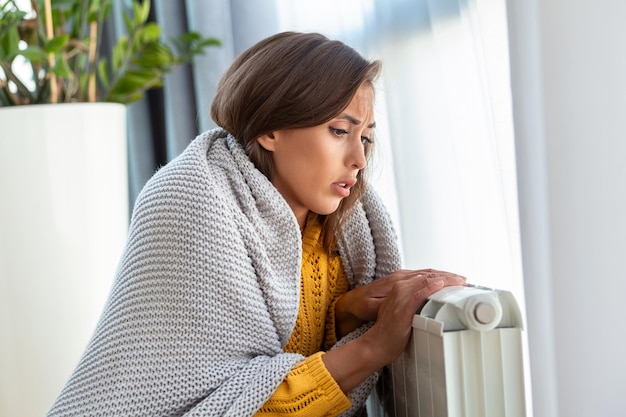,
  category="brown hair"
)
[211,31,381,252]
